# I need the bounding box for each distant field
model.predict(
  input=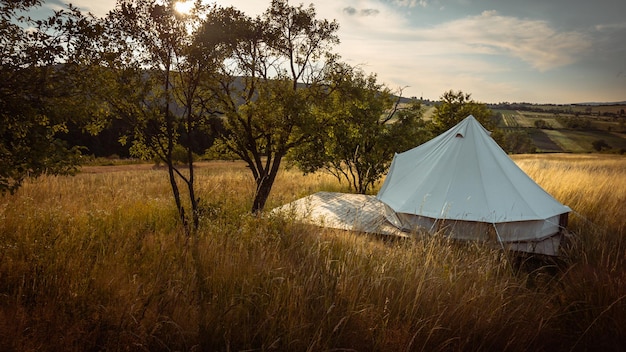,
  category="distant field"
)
[564,129,626,151]
[516,111,566,129]
[496,109,626,153]
[529,130,563,152]
[540,130,587,153]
